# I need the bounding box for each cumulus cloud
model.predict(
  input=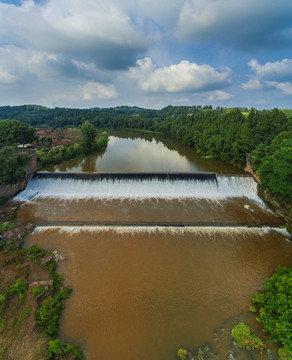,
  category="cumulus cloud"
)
[176,0,292,50]
[128,57,232,93]
[242,79,264,90]
[248,59,292,81]
[0,67,17,84]
[80,82,118,100]
[0,0,147,70]
[265,81,292,95]
[207,90,233,101]
[244,58,292,96]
